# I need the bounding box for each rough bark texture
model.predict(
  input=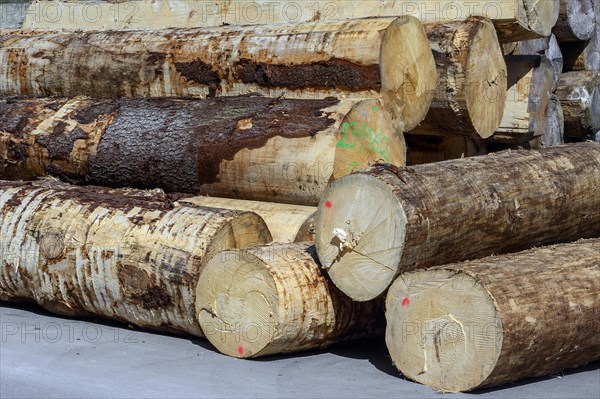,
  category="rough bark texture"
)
[0,180,272,336]
[0,16,435,128]
[531,95,565,148]
[315,143,600,301]
[386,239,600,392]
[409,17,507,139]
[553,0,596,41]
[405,134,487,165]
[554,71,600,139]
[196,242,383,358]
[20,0,559,43]
[177,196,316,243]
[491,55,554,143]
[0,96,404,206]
